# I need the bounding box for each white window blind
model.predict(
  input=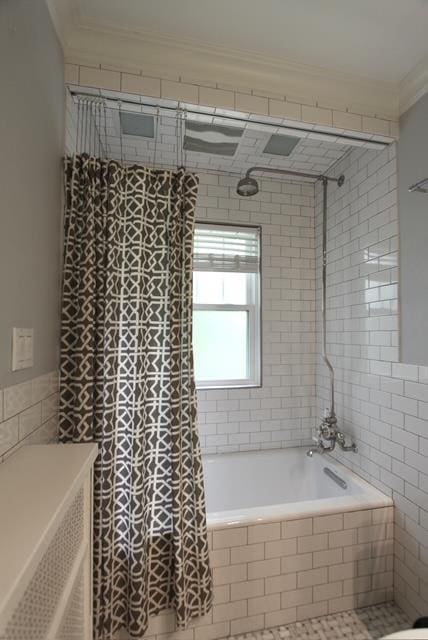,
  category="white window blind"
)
[193,224,260,273]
